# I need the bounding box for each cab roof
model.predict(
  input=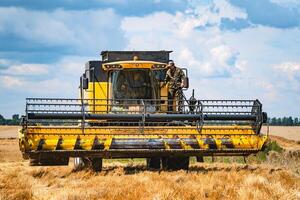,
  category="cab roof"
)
[101,51,172,63]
